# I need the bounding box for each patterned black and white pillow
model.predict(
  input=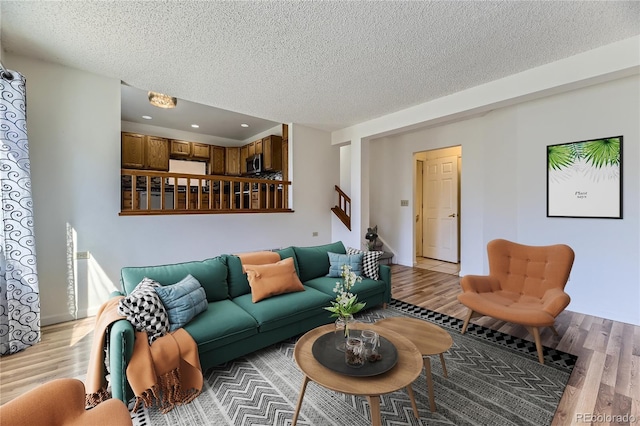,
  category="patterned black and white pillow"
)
[117,277,169,344]
[346,248,383,280]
